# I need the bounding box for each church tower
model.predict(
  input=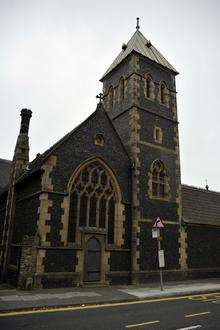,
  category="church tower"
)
[101,19,185,283]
